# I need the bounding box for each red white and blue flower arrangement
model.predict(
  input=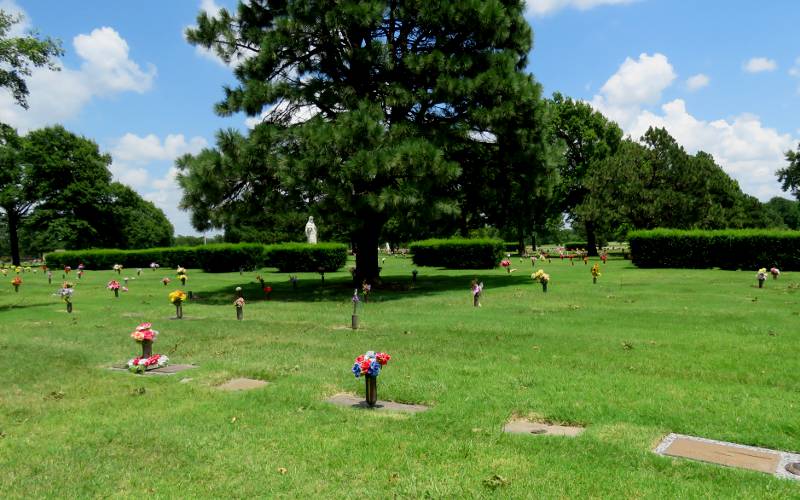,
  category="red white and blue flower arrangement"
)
[352,351,391,378]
